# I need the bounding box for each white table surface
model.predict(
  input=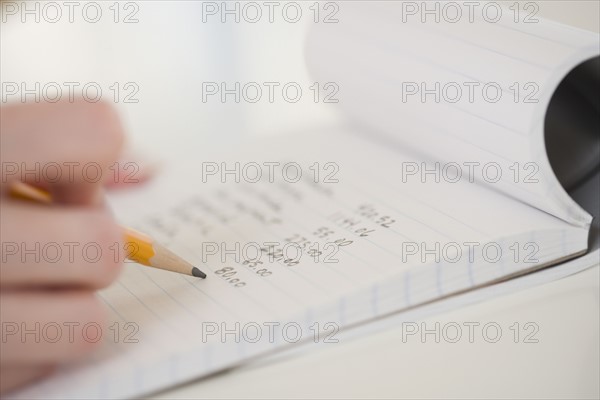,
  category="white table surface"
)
[150,264,599,399]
